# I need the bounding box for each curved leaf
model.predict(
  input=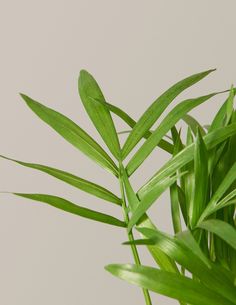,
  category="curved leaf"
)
[1,155,121,205]
[105,264,234,305]
[199,219,236,251]
[20,94,118,176]
[13,193,126,228]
